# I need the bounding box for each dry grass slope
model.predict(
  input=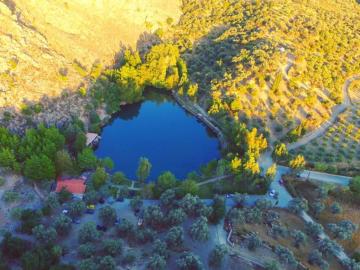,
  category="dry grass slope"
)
[0,0,180,108]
